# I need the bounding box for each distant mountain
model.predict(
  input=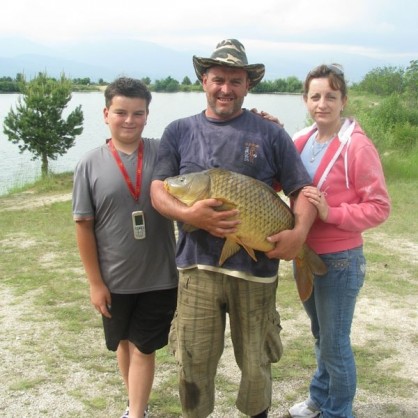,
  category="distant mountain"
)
[0,37,56,57]
[56,39,194,81]
[0,38,196,83]
[0,37,411,84]
[0,53,111,81]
